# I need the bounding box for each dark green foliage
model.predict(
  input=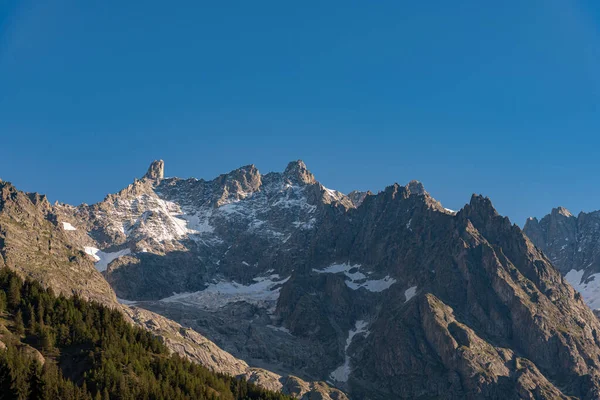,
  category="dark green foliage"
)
[14,310,24,336]
[7,275,20,309]
[0,267,292,400]
[0,291,6,314]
